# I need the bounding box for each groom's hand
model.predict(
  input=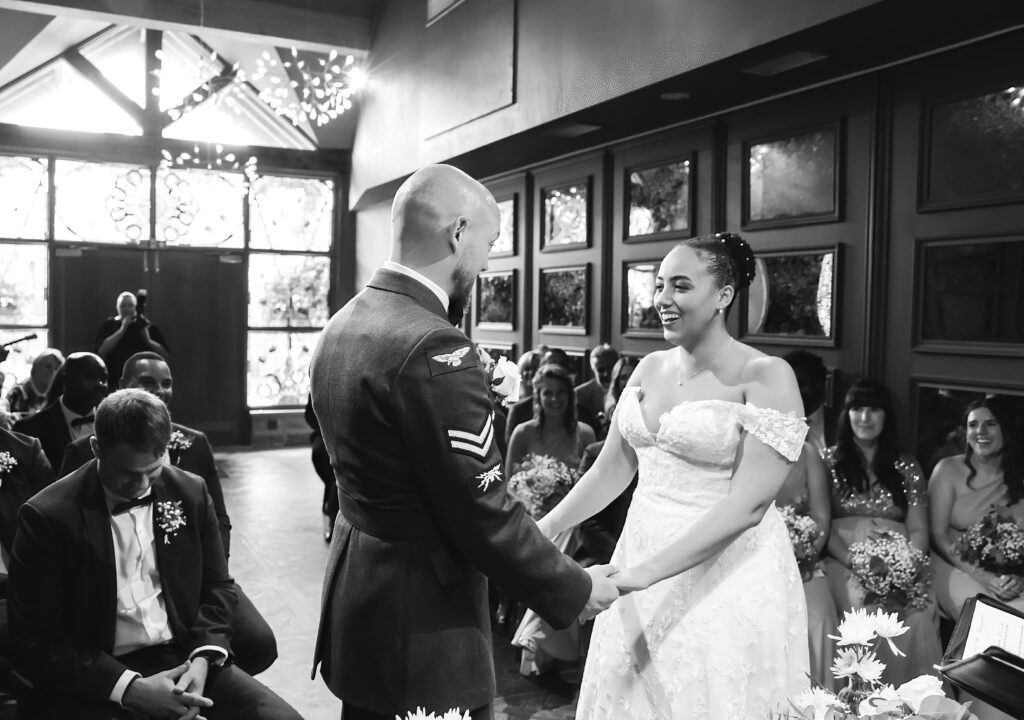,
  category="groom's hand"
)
[579,564,619,622]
